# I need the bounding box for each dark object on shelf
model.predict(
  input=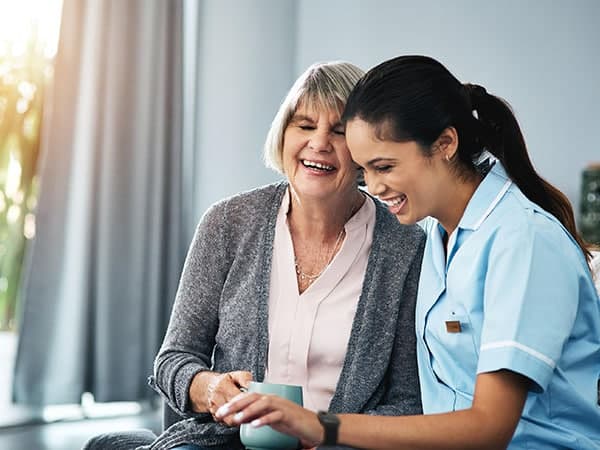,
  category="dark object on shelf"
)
[580,164,600,245]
